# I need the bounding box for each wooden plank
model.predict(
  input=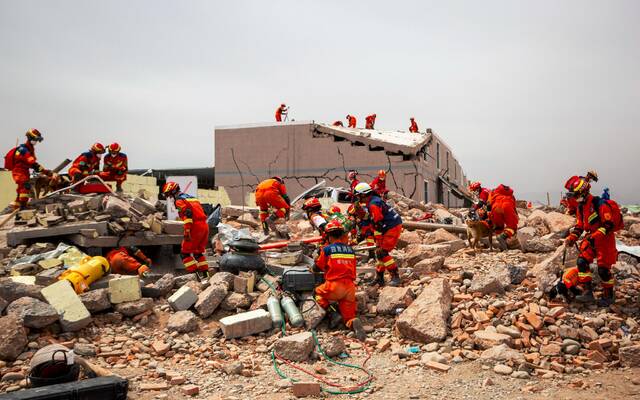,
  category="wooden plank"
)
[6,222,109,246]
[68,233,183,248]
